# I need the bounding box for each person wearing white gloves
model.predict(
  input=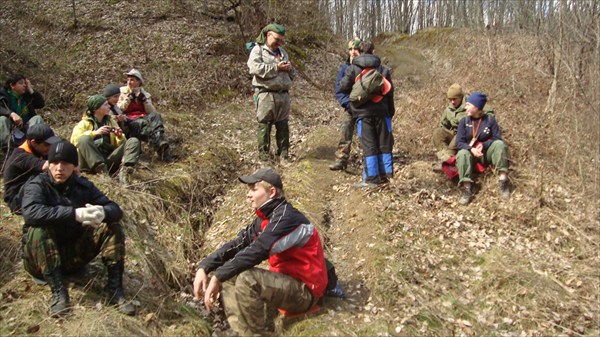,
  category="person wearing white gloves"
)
[20,140,135,317]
